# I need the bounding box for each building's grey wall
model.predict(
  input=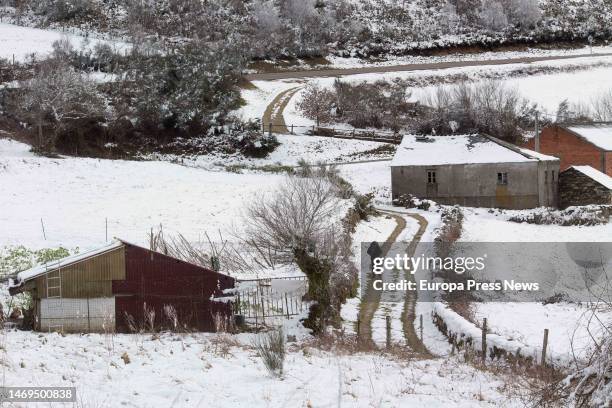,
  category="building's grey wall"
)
[559,168,612,209]
[391,161,559,209]
[39,297,116,332]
